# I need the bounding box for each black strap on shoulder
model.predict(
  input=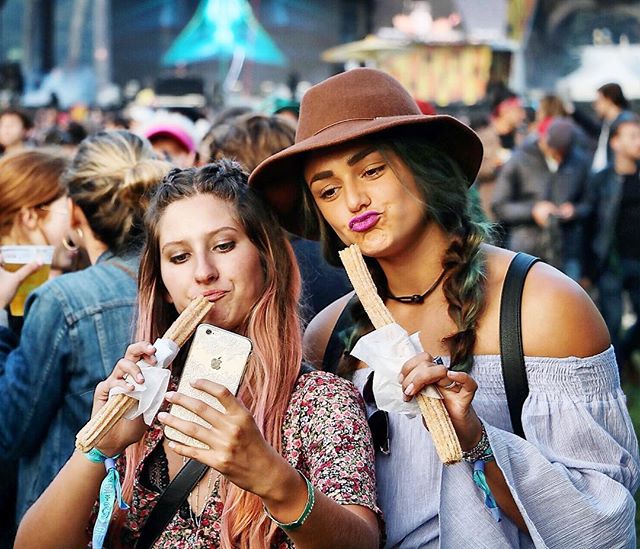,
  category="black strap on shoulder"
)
[135,459,208,549]
[499,252,539,439]
[322,293,360,373]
